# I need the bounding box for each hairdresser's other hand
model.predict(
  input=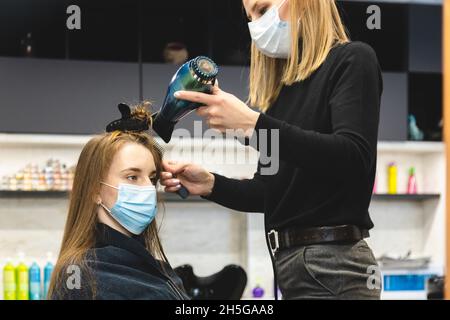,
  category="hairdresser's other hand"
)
[174,84,260,137]
[160,160,215,197]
